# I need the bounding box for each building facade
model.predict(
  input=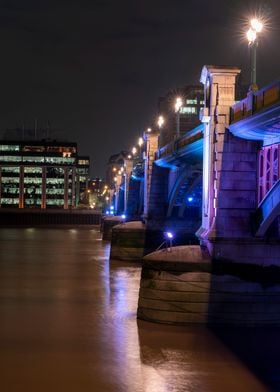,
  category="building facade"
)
[158,85,204,146]
[0,140,89,209]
